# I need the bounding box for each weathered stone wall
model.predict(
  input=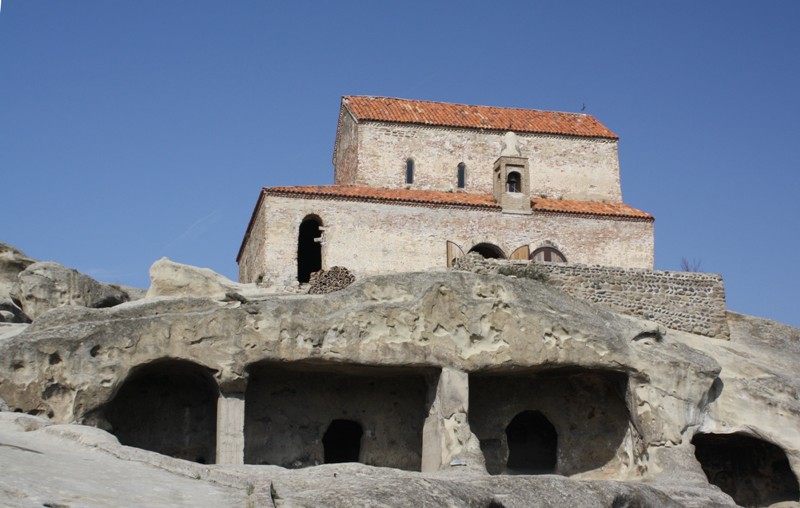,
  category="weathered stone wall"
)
[333,107,359,186]
[456,257,729,338]
[336,121,622,202]
[238,195,654,287]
